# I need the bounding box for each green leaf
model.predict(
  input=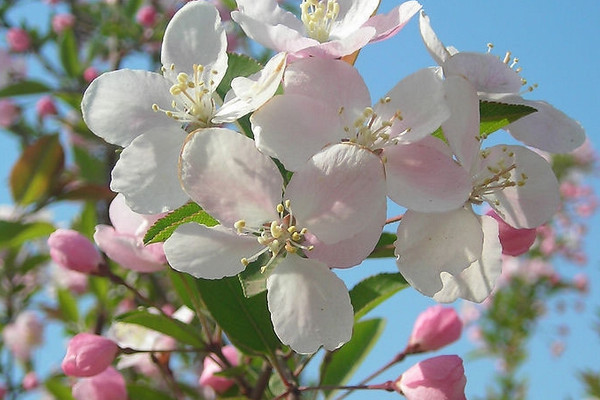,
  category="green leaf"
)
[72,201,100,238]
[126,384,173,400]
[320,318,386,398]
[143,202,219,244]
[0,81,51,97]
[59,30,80,77]
[116,309,204,348]
[73,146,106,184]
[238,253,279,298]
[479,100,537,137]
[196,276,280,355]
[57,288,79,322]
[217,53,263,100]
[0,220,55,248]
[10,134,64,206]
[124,0,144,17]
[168,269,200,310]
[45,377,75,400]
[350,273,408,320]
[367,232,397,259]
